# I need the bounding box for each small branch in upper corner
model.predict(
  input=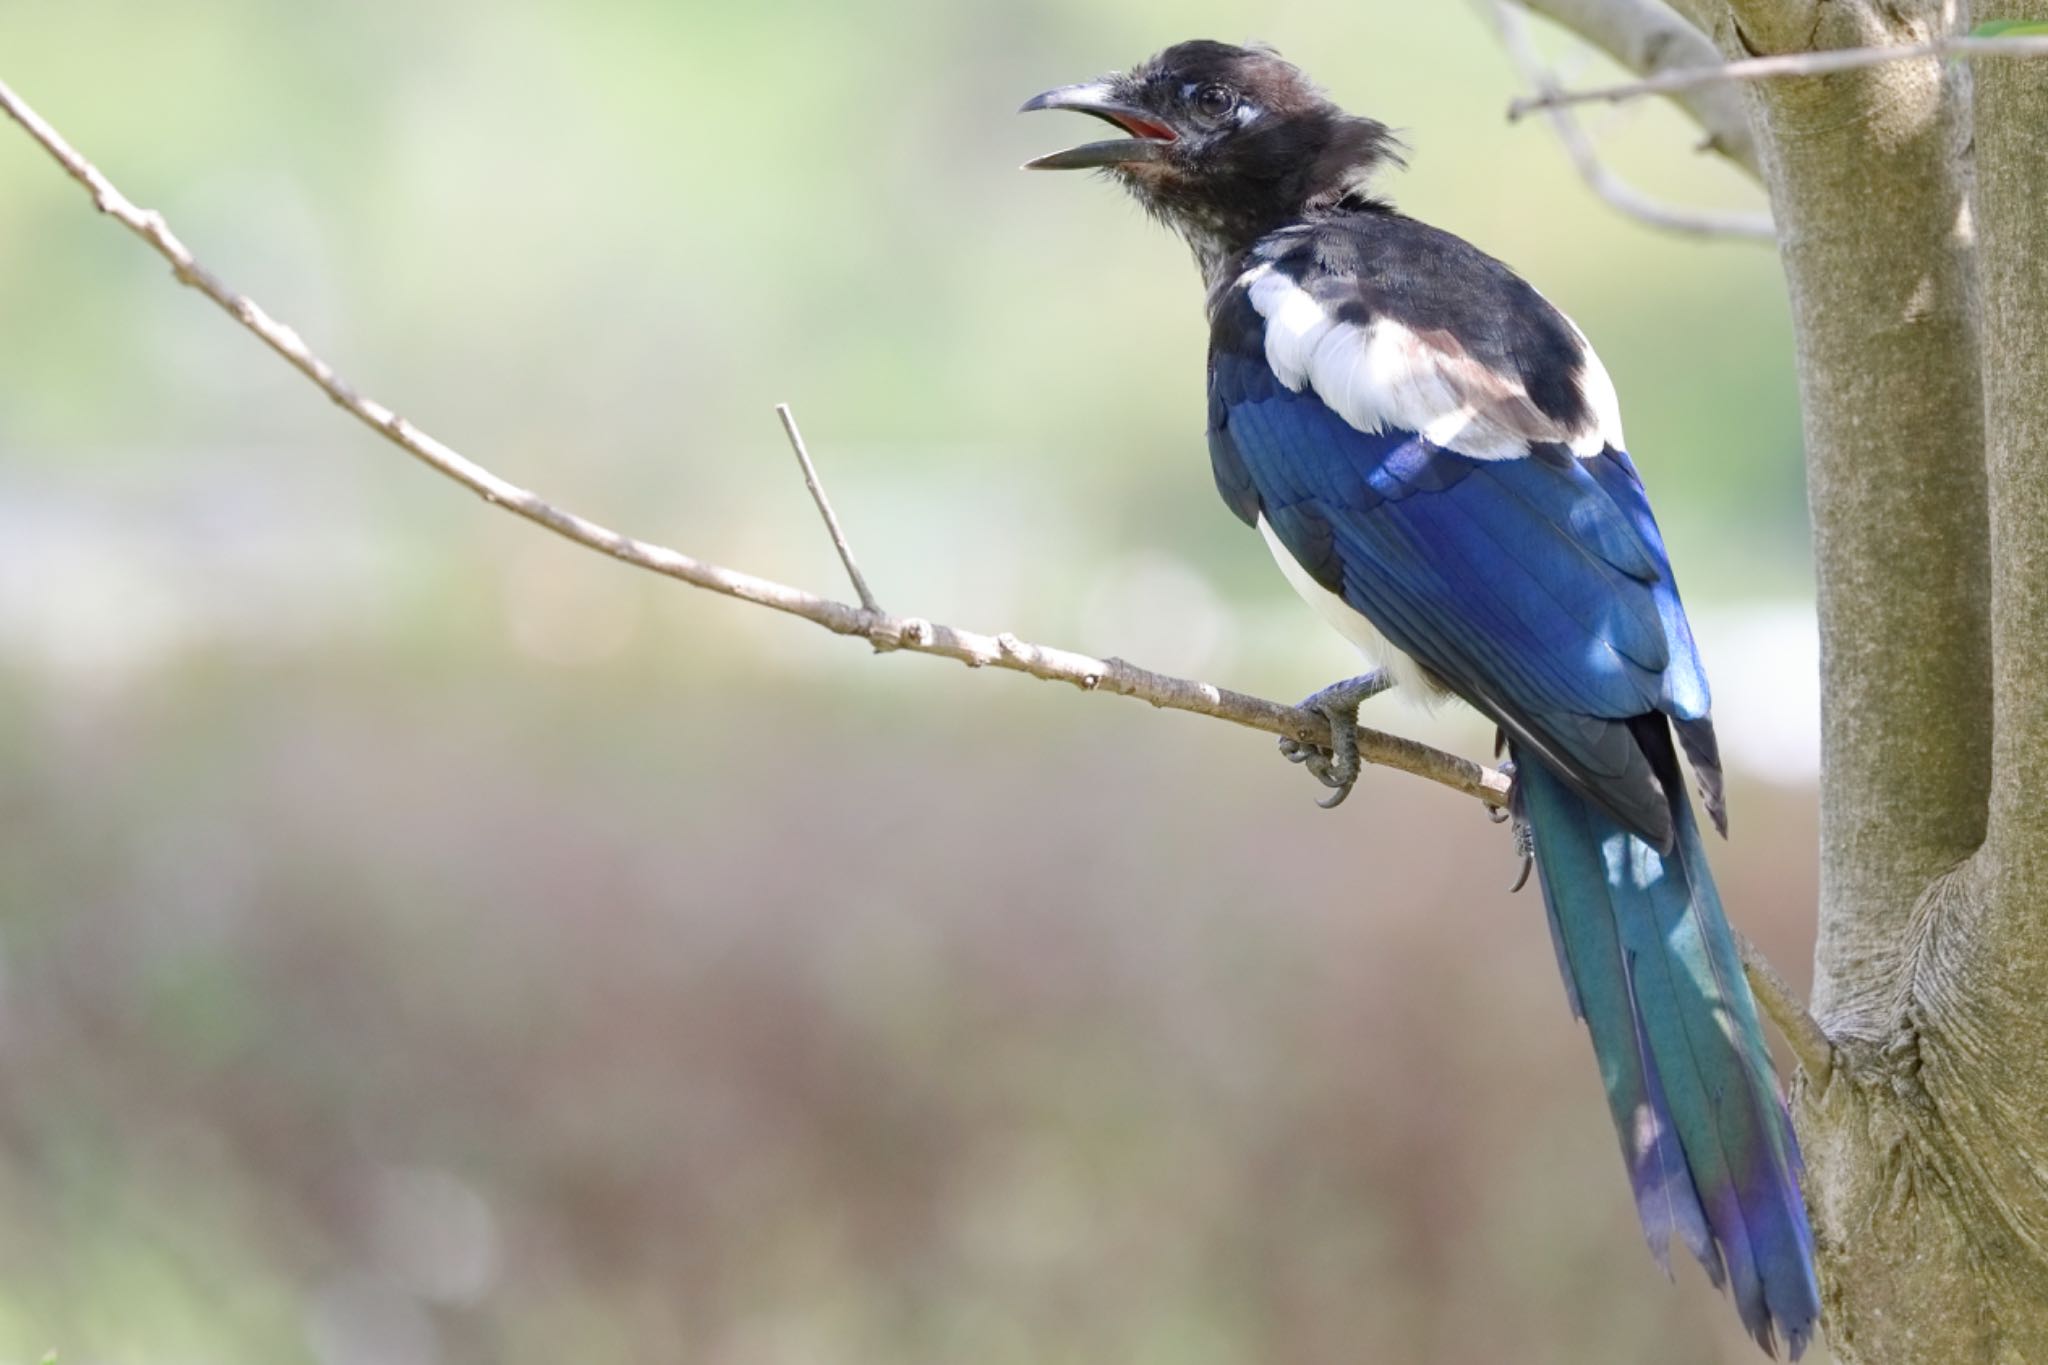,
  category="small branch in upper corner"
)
[1507,32,2048,119]
[776,402,881,614]
[1503,0,1760,178]
[1492,3,1774,243]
